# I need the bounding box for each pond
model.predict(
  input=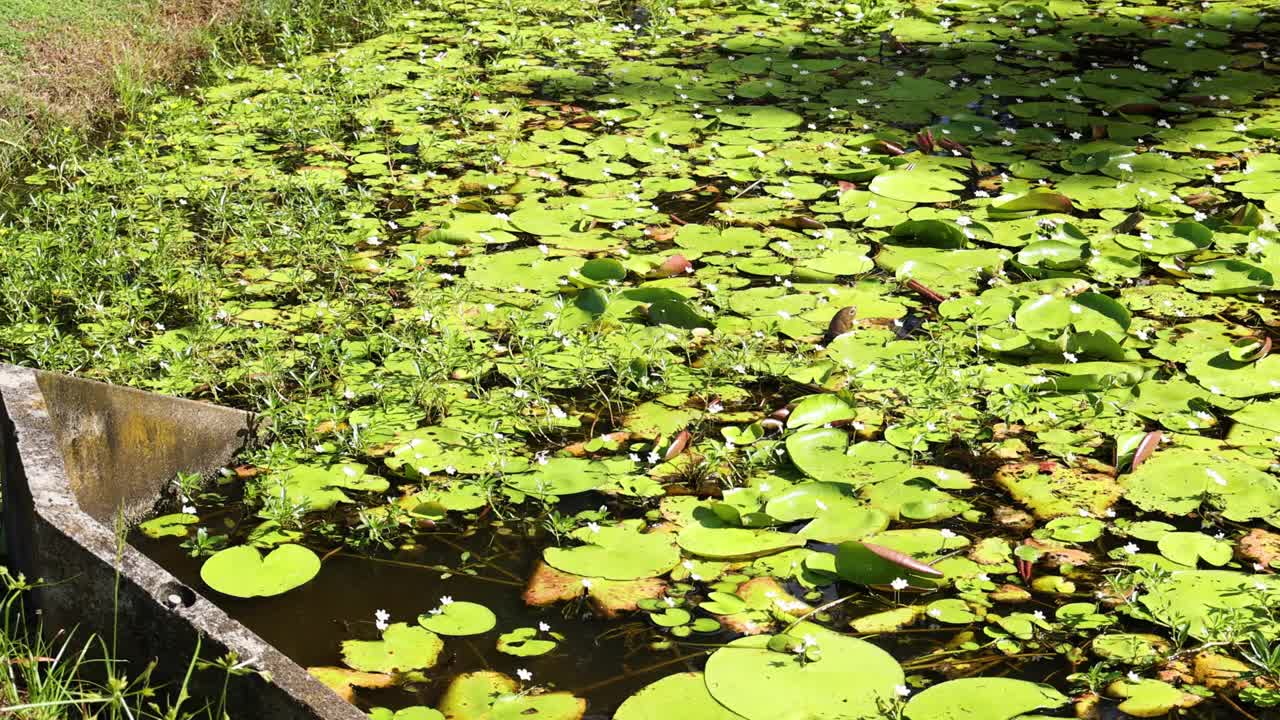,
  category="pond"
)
[7,0,1280,716]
